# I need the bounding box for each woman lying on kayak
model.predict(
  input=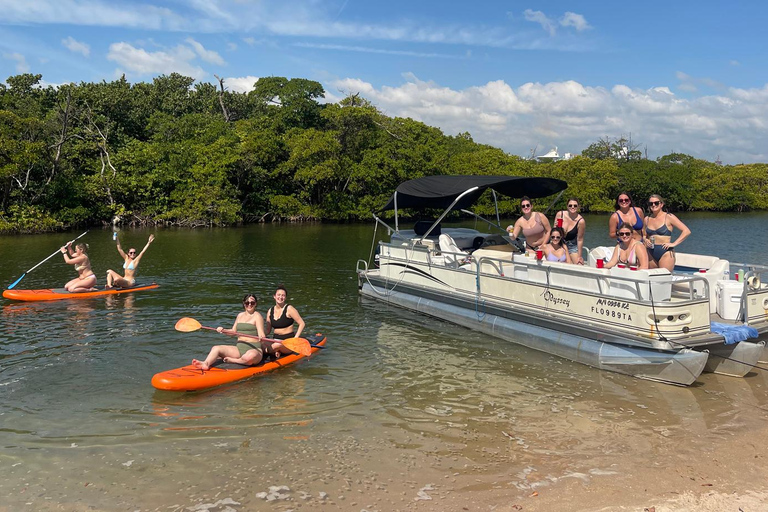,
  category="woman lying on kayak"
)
[61,242,97,292]
[192,294,268,370]
[265,284,306,359]
[106,234,154,289]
